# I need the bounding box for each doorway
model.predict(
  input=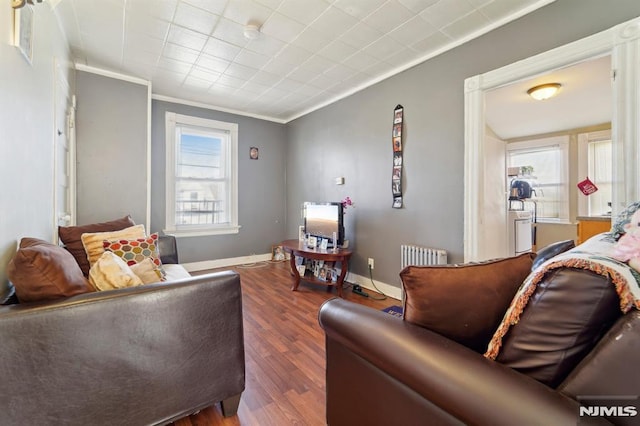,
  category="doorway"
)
[463,15,640,262]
